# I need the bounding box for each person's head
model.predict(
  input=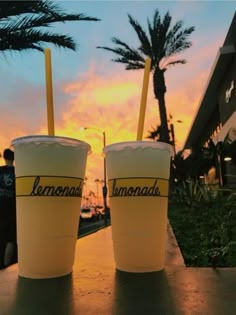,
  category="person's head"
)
[3,148,14,165]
